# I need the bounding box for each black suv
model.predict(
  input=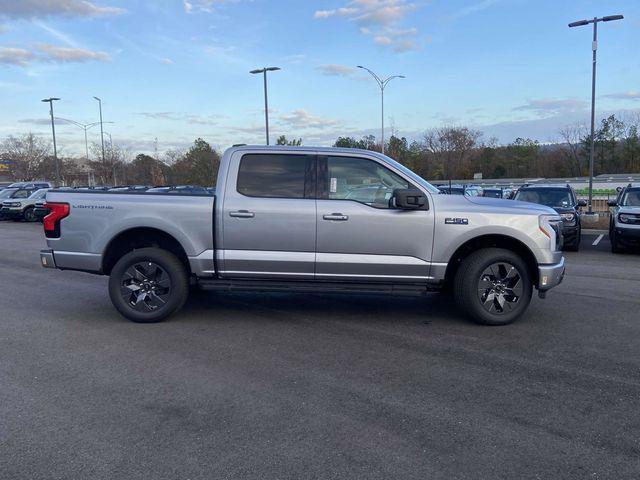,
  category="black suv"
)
[514,184,586,251]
